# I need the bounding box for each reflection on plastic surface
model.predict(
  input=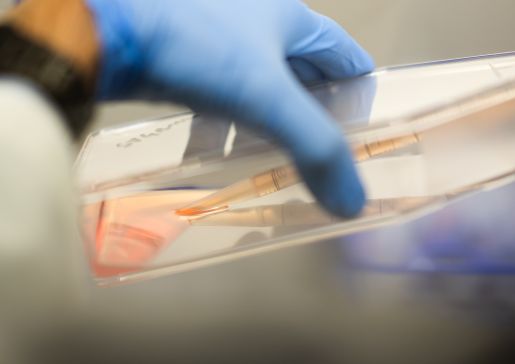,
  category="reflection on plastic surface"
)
[76,53,515,285]
[76,52,515,196]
